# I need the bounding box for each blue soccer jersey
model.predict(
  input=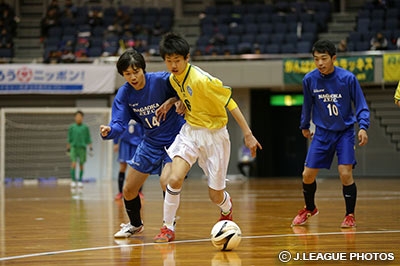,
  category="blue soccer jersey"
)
[300,66,370,131]
[113,119,144,146]
[104,71,185,148]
